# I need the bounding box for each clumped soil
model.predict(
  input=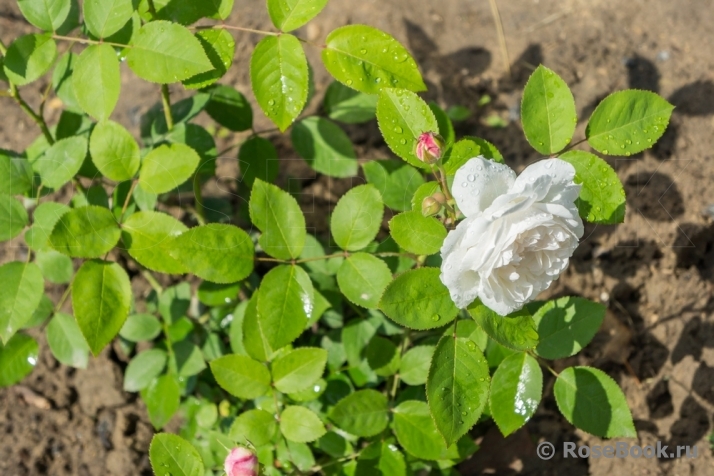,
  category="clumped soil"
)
[2,0,714,474]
